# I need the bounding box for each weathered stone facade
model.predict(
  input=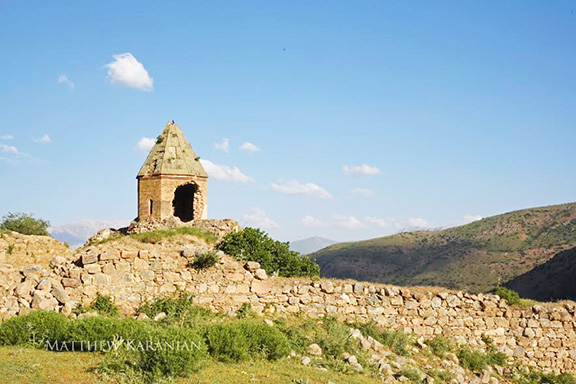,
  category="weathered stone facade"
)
[137,121,208,222]
[1,232,576,373]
